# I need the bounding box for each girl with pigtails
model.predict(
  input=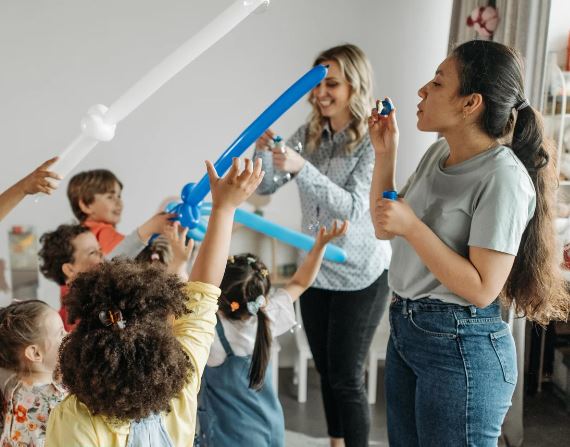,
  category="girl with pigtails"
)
[197,221,348,447]
[369,40,570,447]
